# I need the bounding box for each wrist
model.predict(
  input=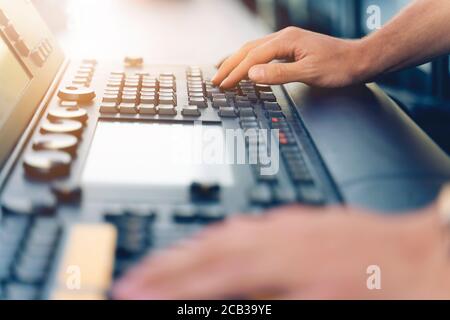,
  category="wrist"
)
[349,37,384,84]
